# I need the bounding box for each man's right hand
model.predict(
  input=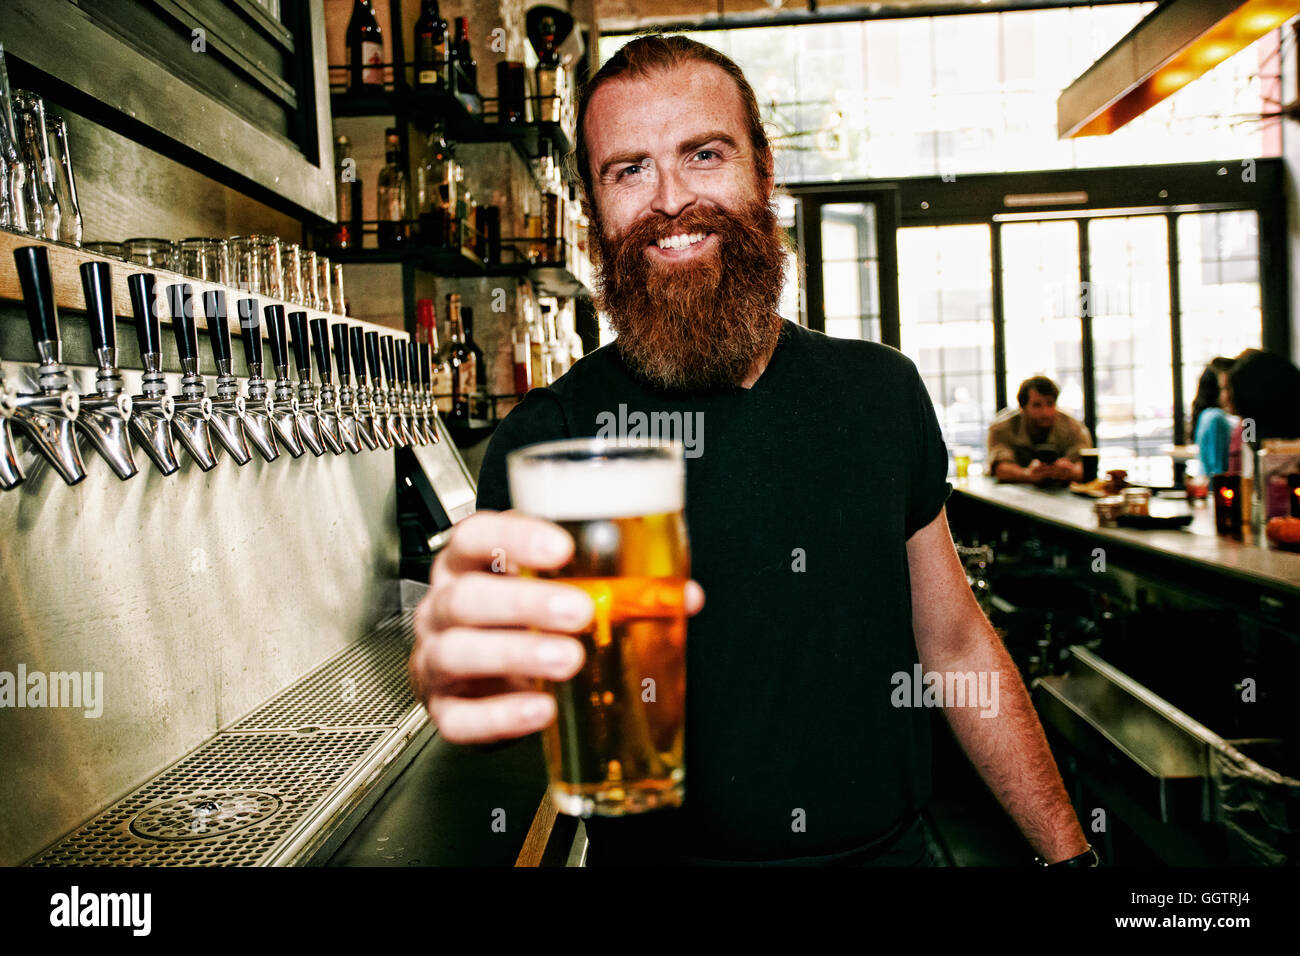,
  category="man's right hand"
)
[409,510,704,745]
